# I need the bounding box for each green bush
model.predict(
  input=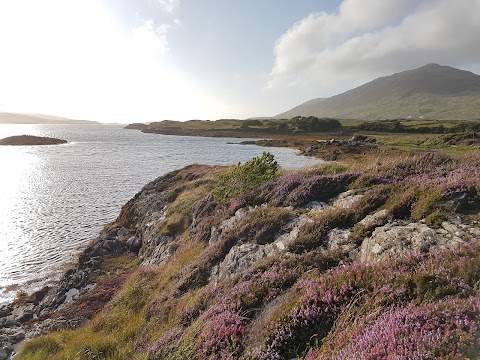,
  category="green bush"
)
[425,210,448,226]
[213,152,279,205]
